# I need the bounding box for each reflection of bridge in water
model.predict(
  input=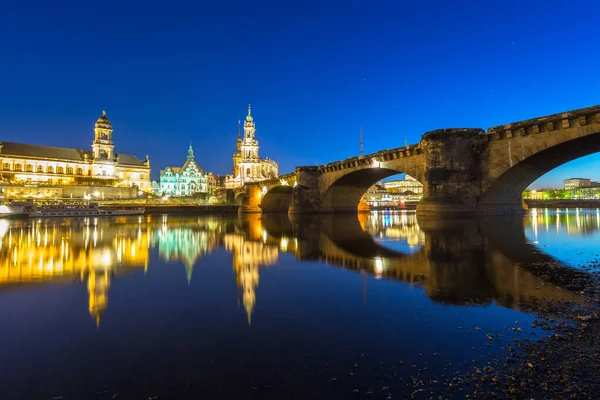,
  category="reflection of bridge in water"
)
[0,211,590,326]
